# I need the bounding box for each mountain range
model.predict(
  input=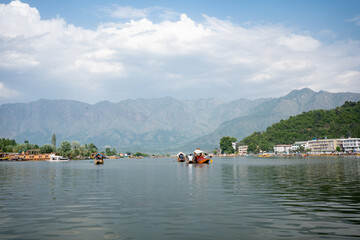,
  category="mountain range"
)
[1,88,359,153]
